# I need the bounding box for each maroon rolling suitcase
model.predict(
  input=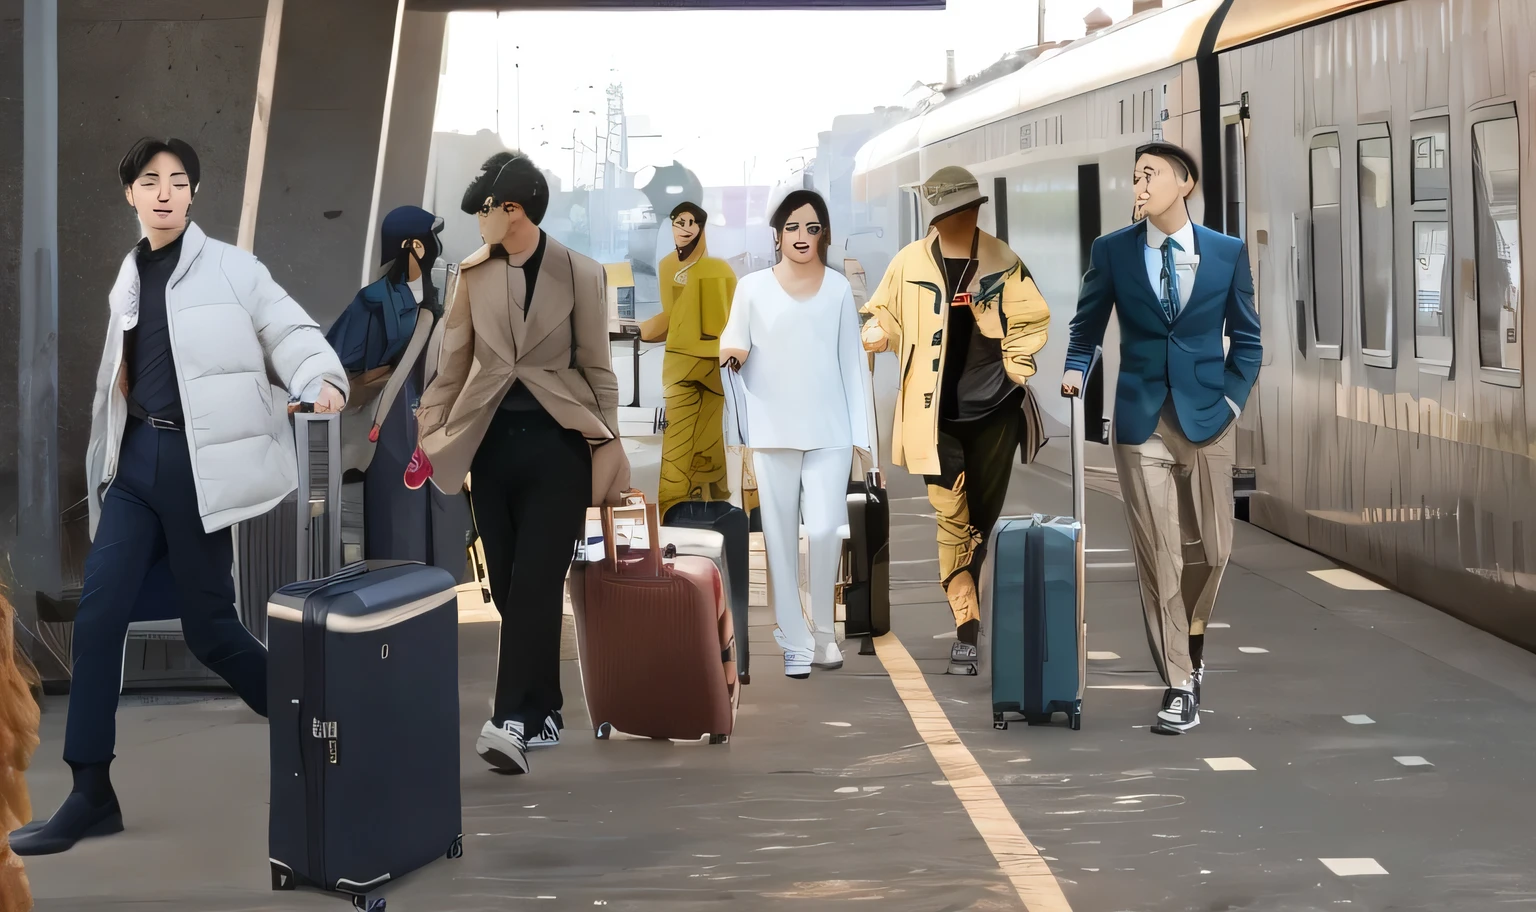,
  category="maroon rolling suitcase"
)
[569,494,738,743]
